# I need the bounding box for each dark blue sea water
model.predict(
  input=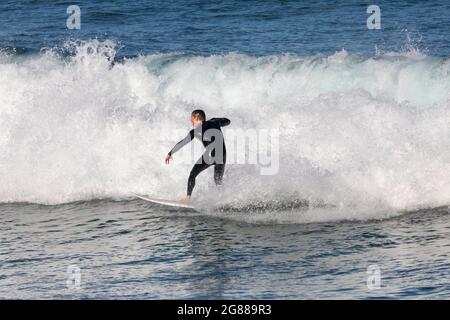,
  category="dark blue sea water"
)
[0,1,449,299]
[1,0,450,57]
